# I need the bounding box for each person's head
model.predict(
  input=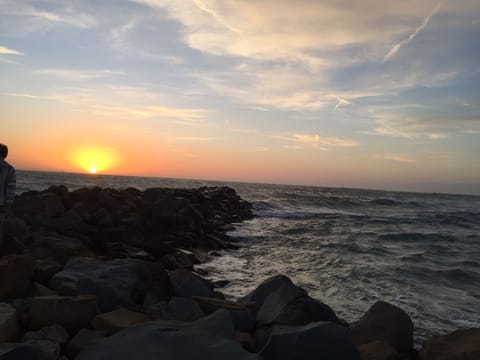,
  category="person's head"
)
[0,144,8,159]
